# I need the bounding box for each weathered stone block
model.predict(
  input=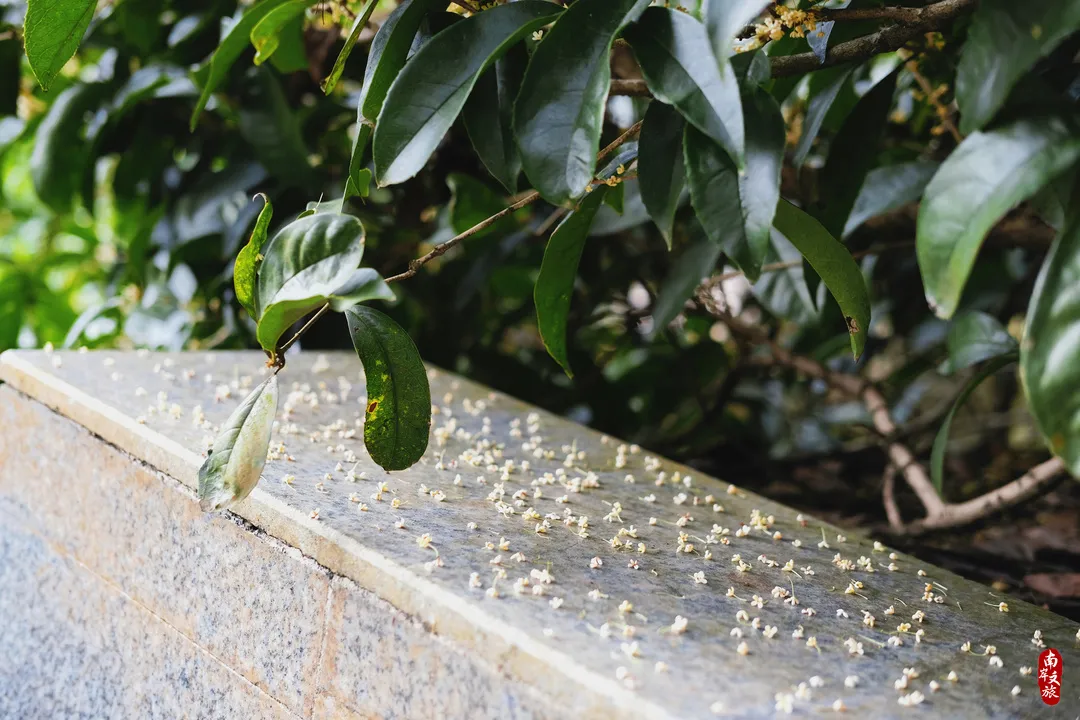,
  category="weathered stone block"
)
[1,349,1077,718]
